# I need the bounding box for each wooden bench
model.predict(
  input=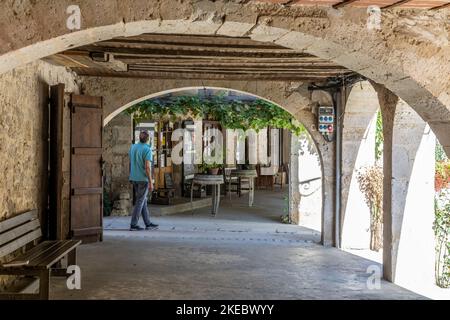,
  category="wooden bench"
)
[0,210,81,300]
